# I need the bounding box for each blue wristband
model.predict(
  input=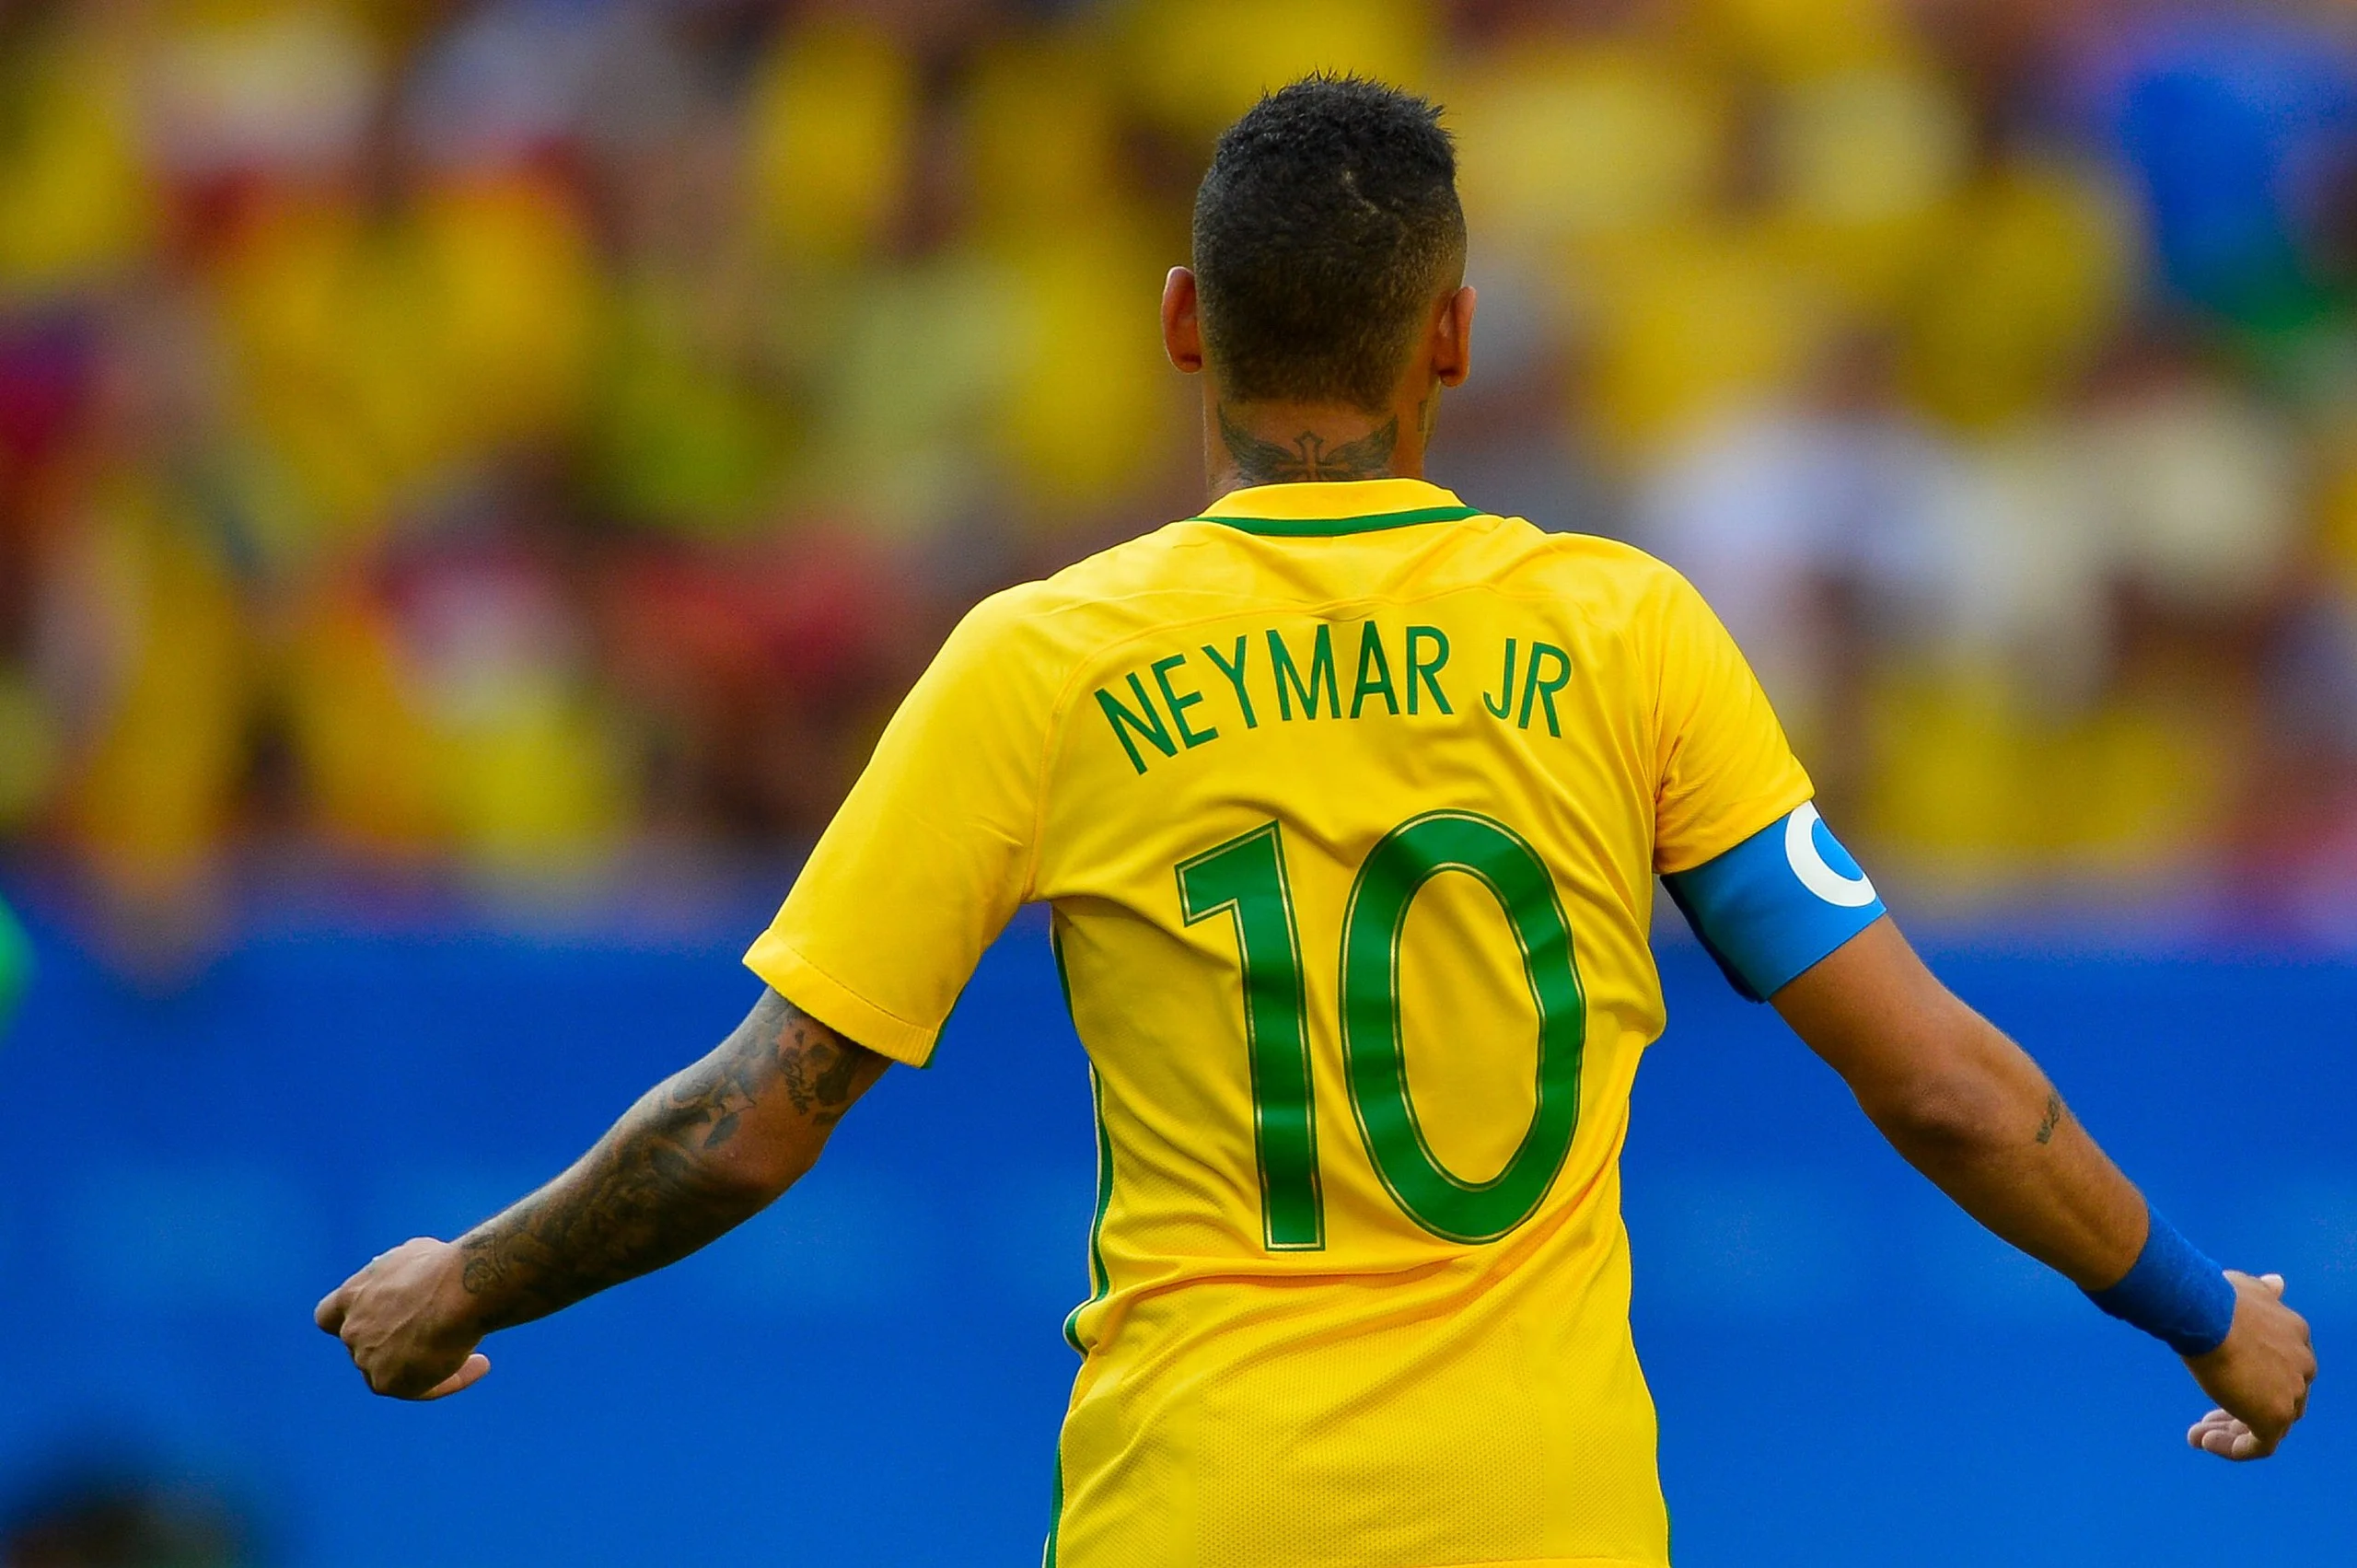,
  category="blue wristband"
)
[2084,1209,2237,1357]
